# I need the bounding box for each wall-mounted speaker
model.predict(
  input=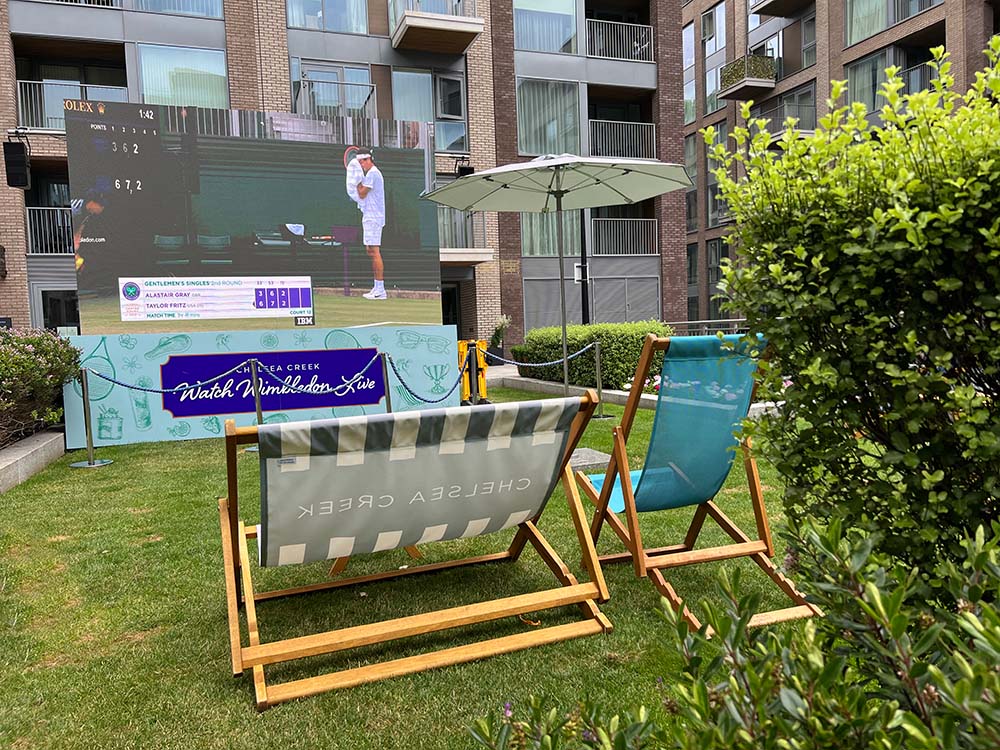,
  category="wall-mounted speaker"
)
[4,142,31,190]
[456,164,475,177]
